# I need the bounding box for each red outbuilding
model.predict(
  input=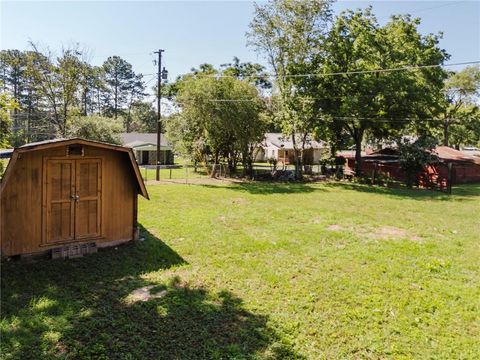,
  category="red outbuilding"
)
[340,146,480,187]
